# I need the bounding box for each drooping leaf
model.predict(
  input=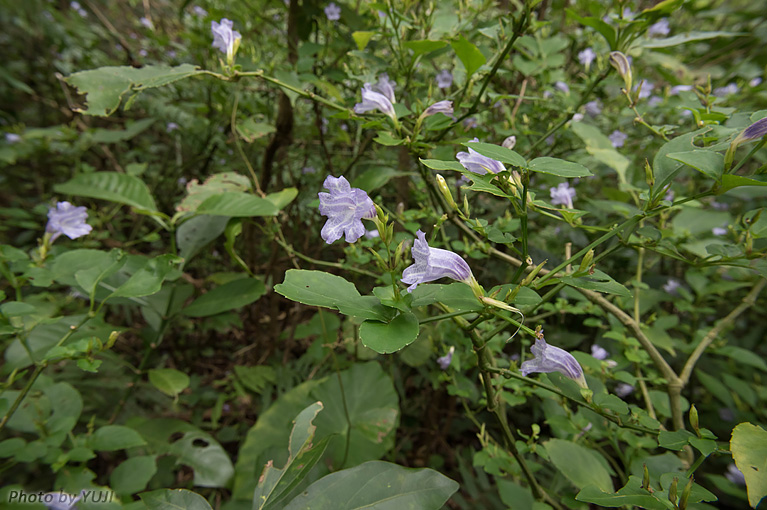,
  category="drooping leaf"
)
[182,278,266,317]
[55,172,157,212]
